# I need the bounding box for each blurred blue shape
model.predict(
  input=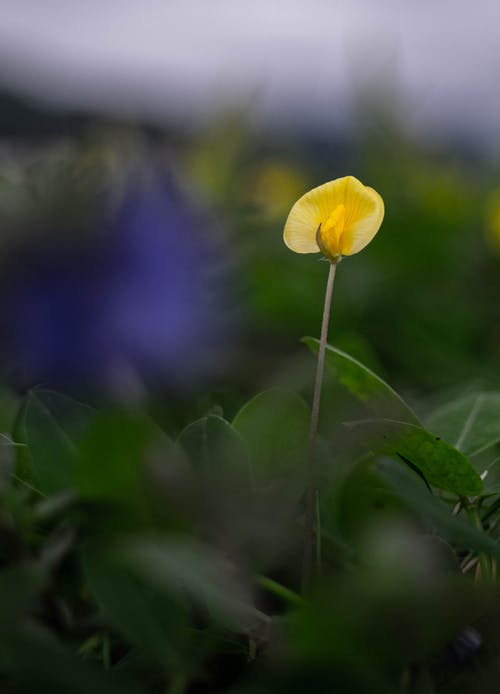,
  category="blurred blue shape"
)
[2,173,229,396]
